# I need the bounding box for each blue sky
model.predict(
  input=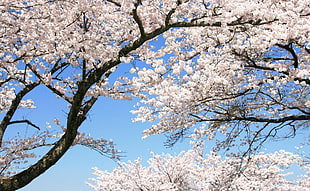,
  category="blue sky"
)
[15,94,192,191]
[4,62,192,191]
[1,3,308,190]
[15,96,307,191]
[10,66,307,191]
[2,42,308,191]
